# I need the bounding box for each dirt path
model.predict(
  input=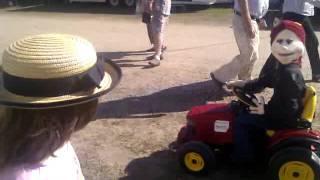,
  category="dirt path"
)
[0,5,320,180]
